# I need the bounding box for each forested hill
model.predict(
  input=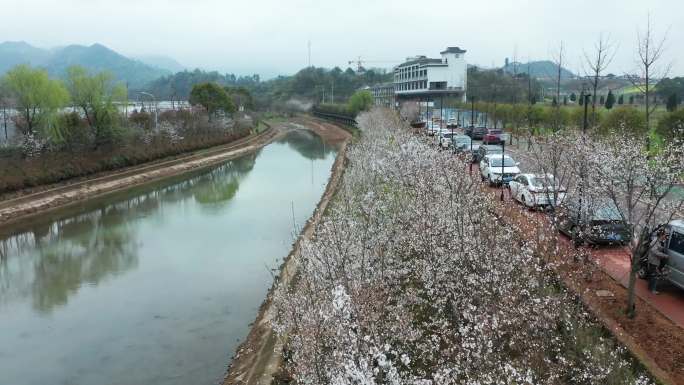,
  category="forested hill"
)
[143,66,393,109]
[502,60,575,79]
[0,41,171,86]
